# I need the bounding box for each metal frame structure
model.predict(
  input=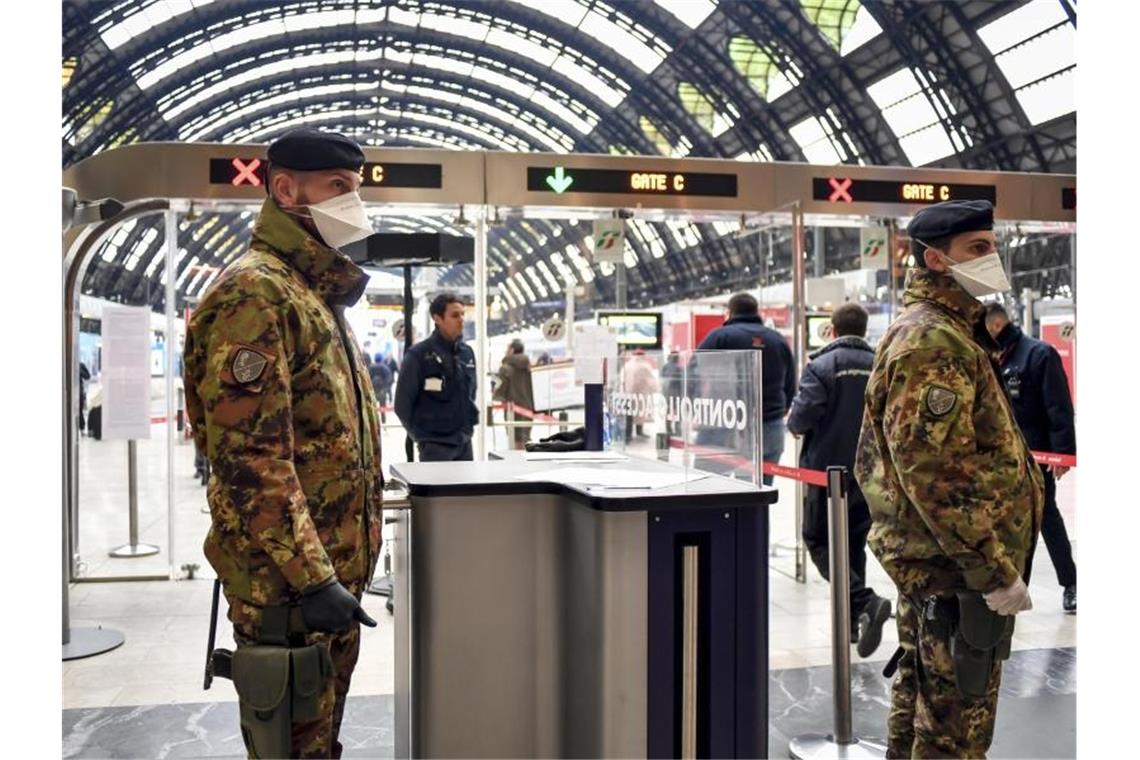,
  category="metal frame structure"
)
[61,142,1076,667]
[62,1,1076,329]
